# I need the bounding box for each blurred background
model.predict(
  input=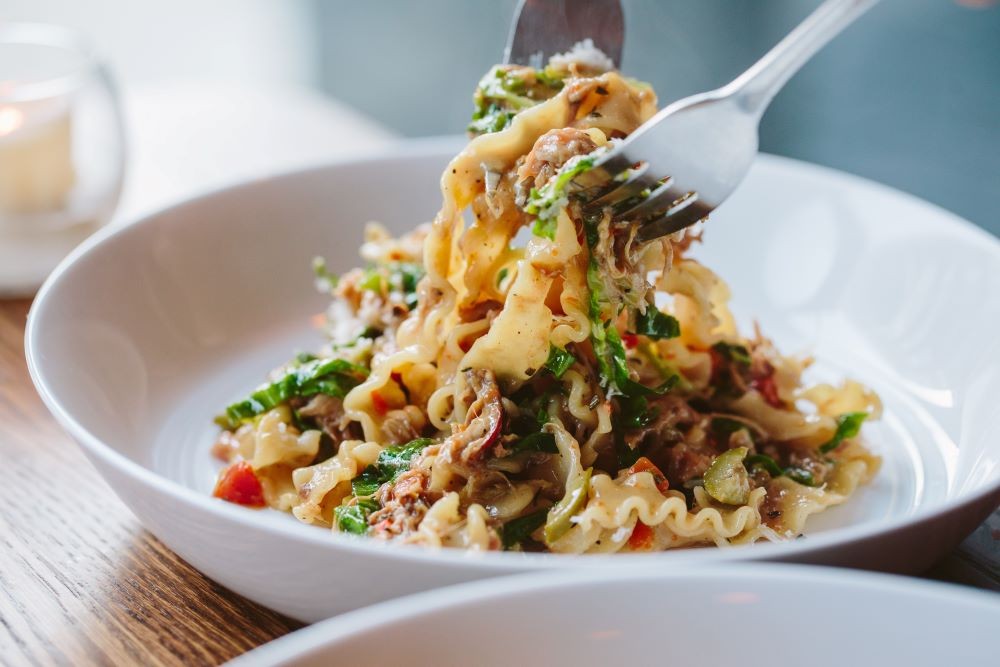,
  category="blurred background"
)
[3,0,998,234]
